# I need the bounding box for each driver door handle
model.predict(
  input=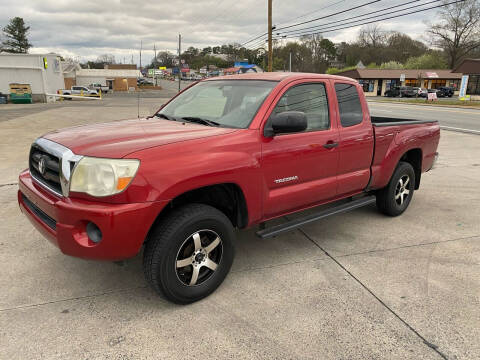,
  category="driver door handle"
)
[323,141,339,149]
